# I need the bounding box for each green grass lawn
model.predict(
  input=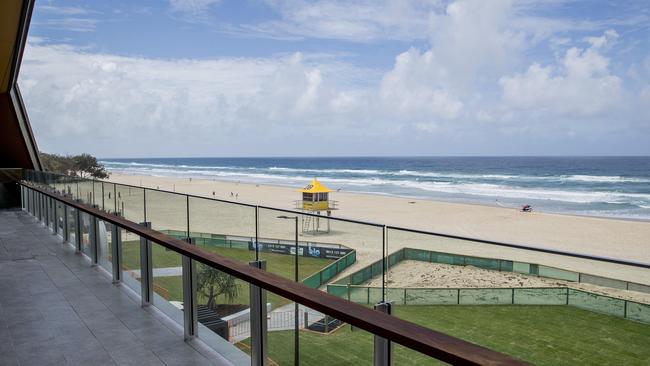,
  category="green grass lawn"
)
[245,305,650,365]
[121,240,334,308]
